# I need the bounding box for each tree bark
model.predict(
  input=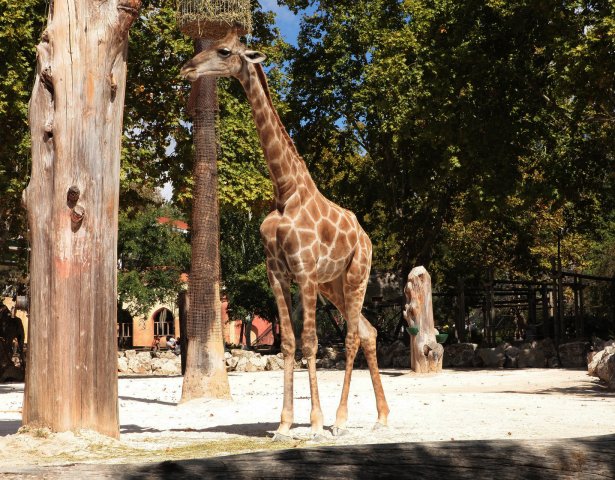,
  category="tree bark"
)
[22,0,141,438]
[181,38,230,402]
[403,266,443,374]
